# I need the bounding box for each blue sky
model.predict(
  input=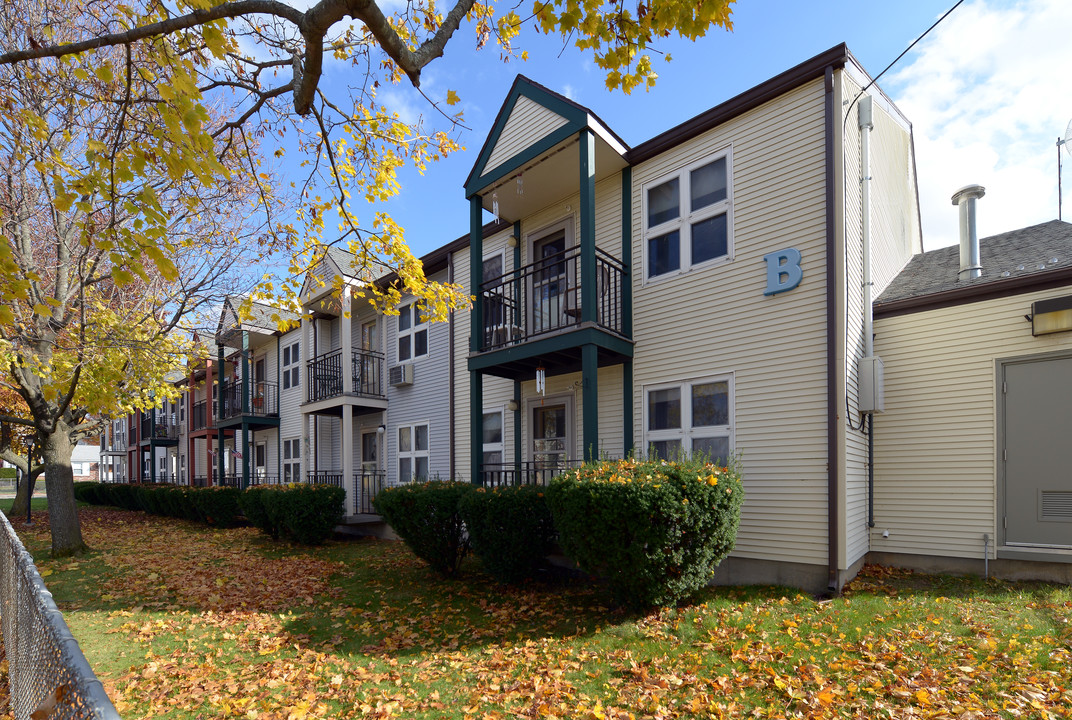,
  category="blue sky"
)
[307,0,1072,258]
